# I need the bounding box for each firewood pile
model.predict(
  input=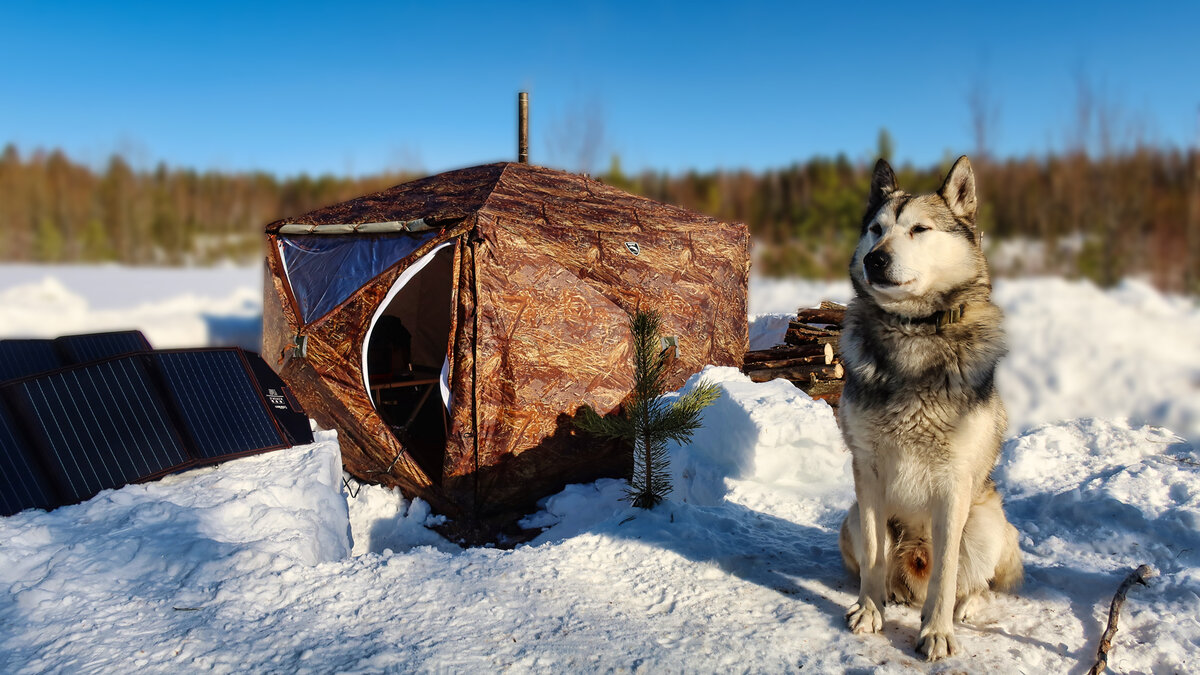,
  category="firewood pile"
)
[742,301,846,407]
